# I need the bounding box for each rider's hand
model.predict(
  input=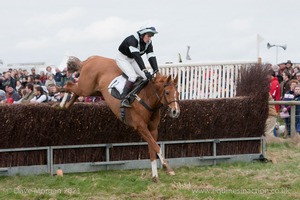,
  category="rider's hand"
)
[143,70,152,80]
